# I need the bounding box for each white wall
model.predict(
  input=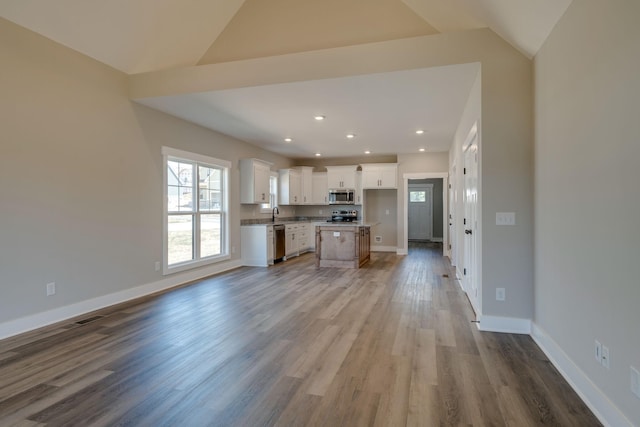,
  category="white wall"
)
[534,0,640,424]
[0,18,291,332]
